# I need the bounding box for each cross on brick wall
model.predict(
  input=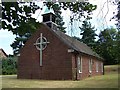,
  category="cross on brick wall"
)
[34,33,49,66]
